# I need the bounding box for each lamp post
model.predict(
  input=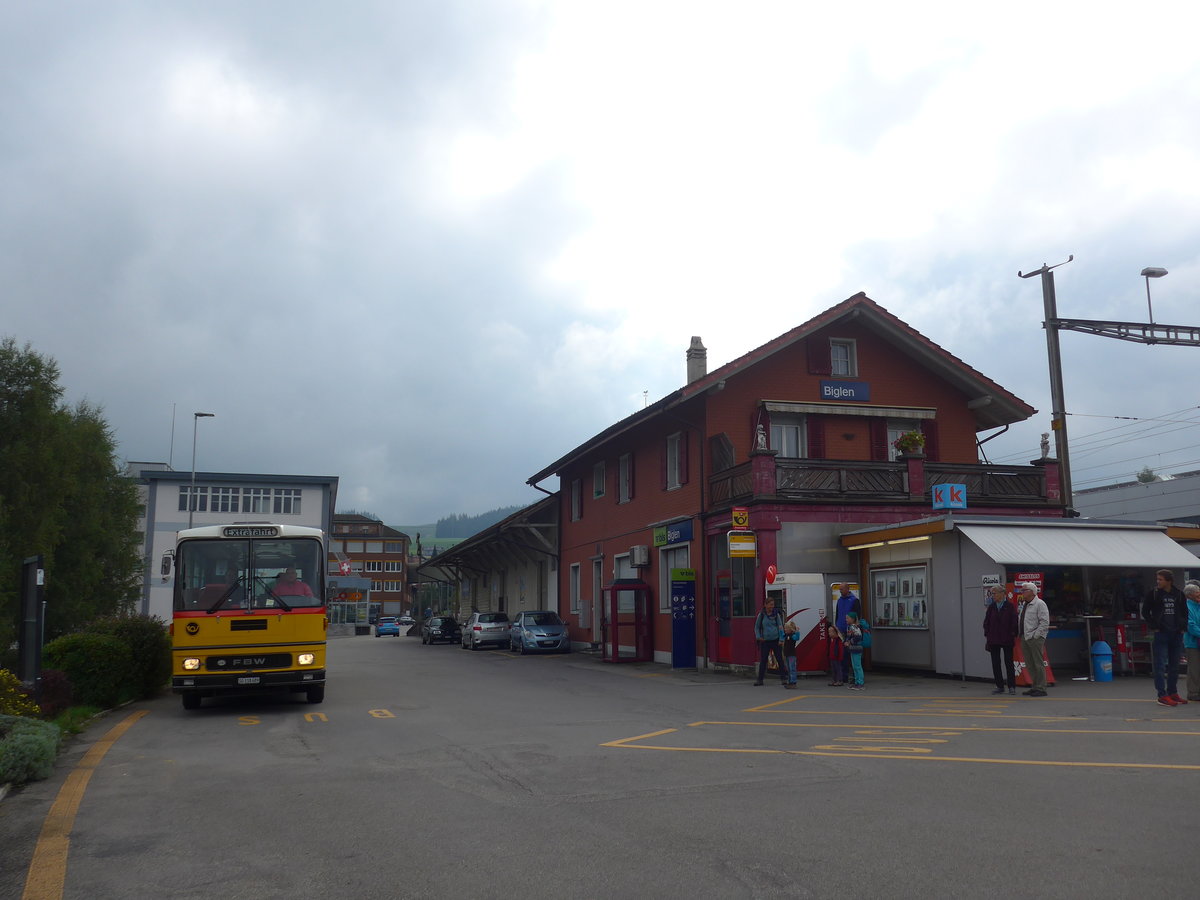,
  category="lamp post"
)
[1140,267,1168,324]
[189,412,215,529]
